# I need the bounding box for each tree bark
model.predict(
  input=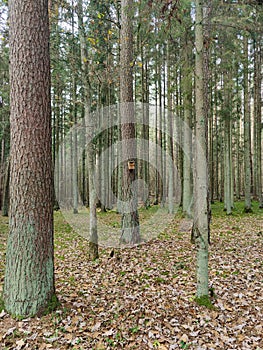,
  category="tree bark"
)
[182,28,193,218]
[243,35,252,212]
[4,0,55,317]
[192,0,210,299]
[119,0,140,245]
[77,0,99,259]
[167,42,175,215]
